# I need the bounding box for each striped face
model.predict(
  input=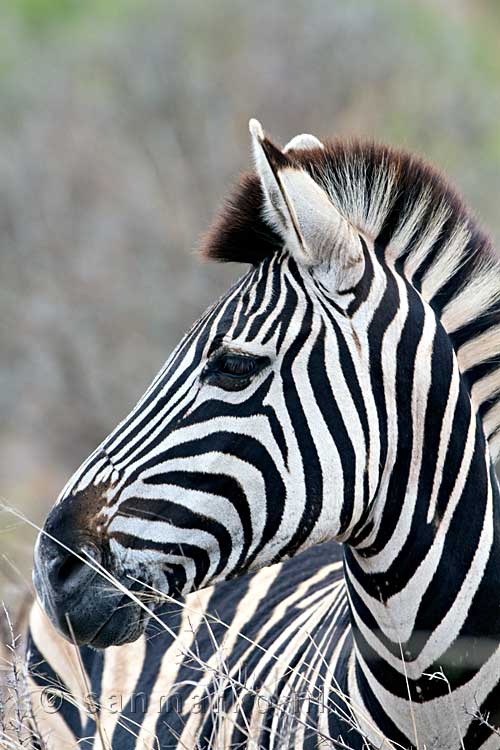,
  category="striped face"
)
[37,120,458,650]
[33,244,381,647]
